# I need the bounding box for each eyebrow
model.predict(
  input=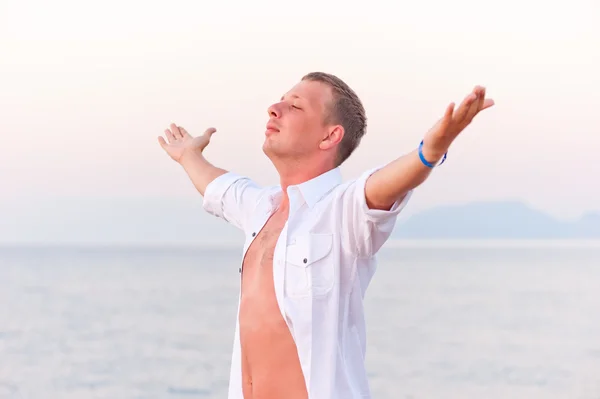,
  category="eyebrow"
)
[281,94,301,101]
